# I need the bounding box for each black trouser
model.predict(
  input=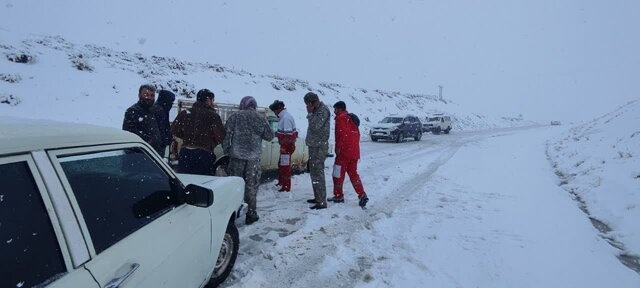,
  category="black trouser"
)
[178,148,215,175]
